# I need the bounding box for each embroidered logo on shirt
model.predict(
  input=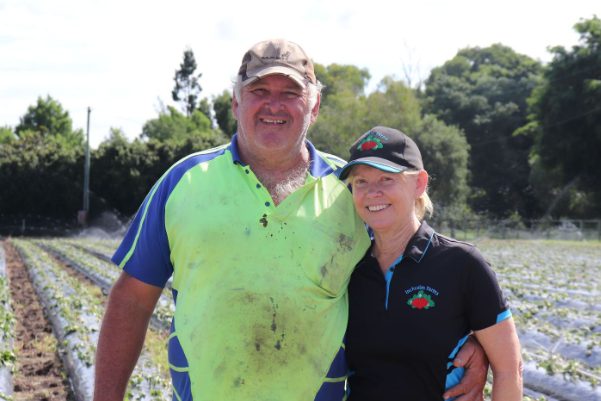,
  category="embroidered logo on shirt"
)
[407,290,435,309]
[357,134,383,151]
